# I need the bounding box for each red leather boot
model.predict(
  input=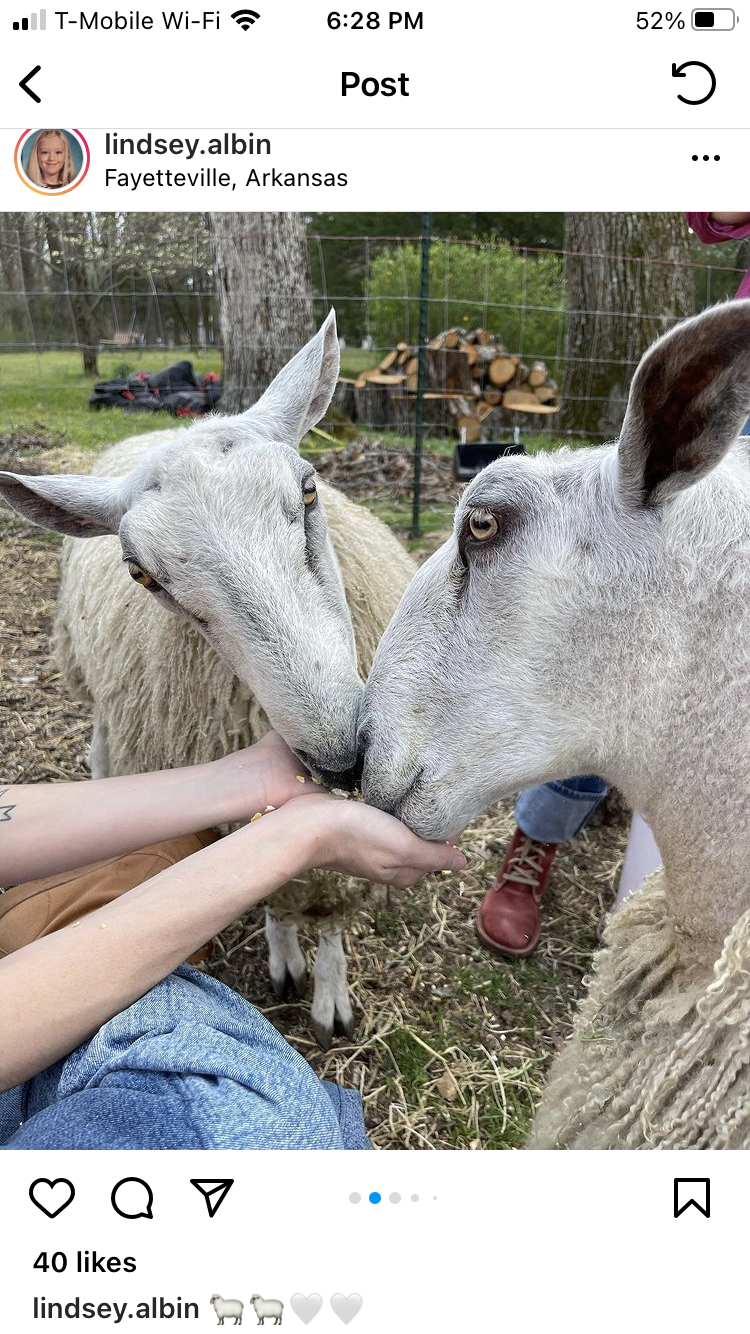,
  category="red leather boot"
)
[476,828,558,957]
